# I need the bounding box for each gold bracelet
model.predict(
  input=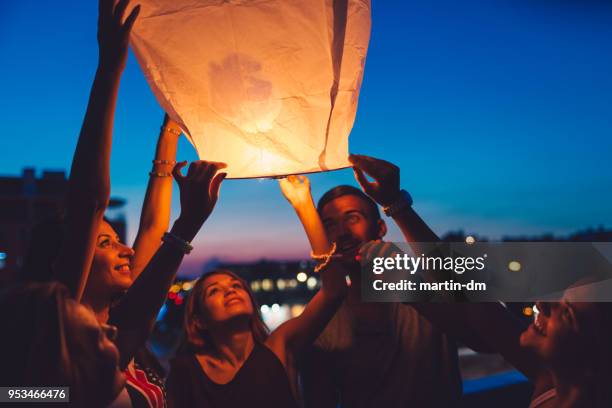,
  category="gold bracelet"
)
[161,125,181,136]
[149,170,172,177]
[152,159,177,165]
